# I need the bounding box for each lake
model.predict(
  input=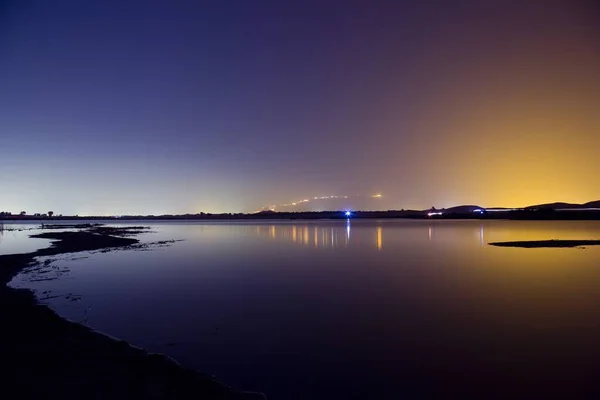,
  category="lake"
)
[6,219,600,399]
